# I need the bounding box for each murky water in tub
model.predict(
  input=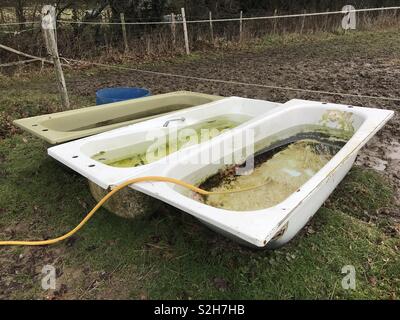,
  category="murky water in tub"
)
[70,104,194,131]
[196,132,348,211]
[91,114,251,168]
